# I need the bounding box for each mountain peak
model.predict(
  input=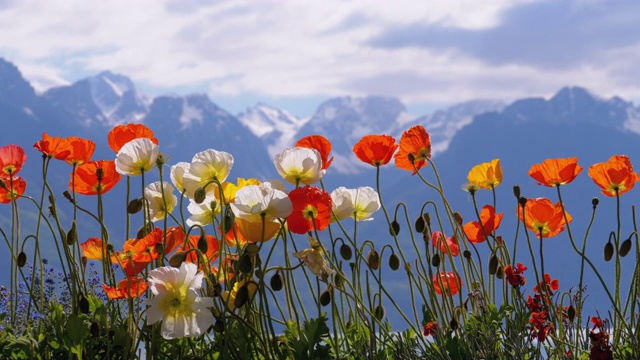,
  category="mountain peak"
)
[0,57,37,107]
